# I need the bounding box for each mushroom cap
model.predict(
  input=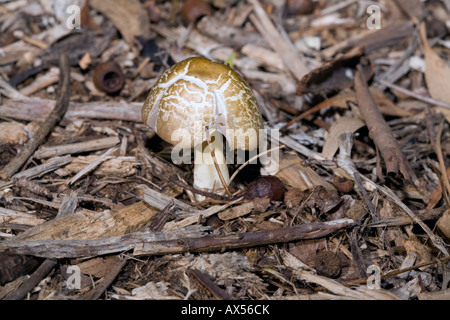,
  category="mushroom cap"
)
[142,57,263,149]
